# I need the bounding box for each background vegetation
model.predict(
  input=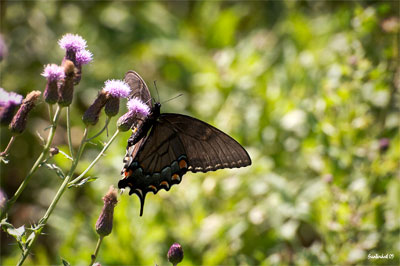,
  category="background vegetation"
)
[1,1,399,265]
